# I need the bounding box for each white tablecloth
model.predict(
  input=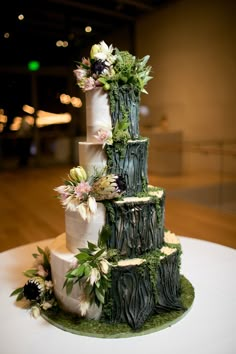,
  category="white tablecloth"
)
[1,236,236,354]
